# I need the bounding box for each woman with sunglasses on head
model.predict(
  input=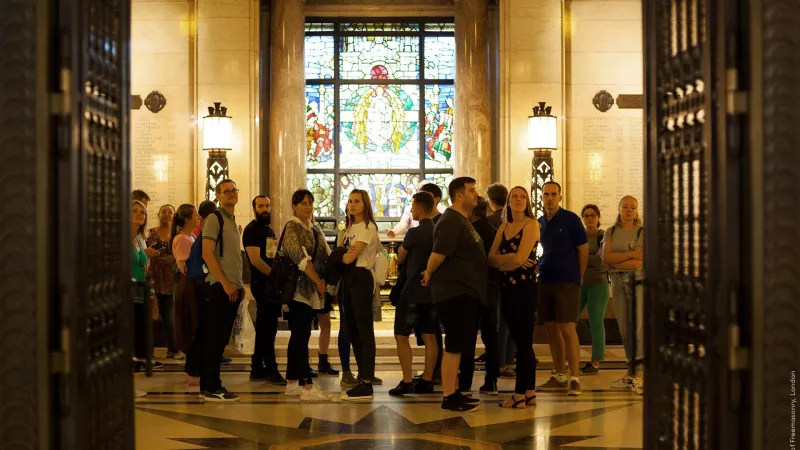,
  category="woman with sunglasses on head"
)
[281,189,336,402]
[488,186,540,409]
